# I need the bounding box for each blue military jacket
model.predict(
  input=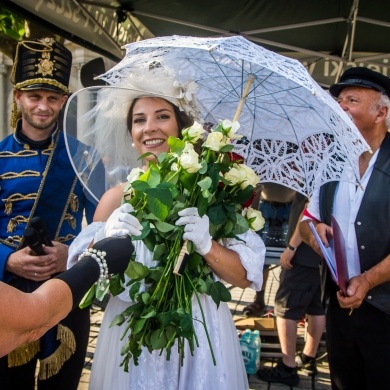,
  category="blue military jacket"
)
[0,122,97,282]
